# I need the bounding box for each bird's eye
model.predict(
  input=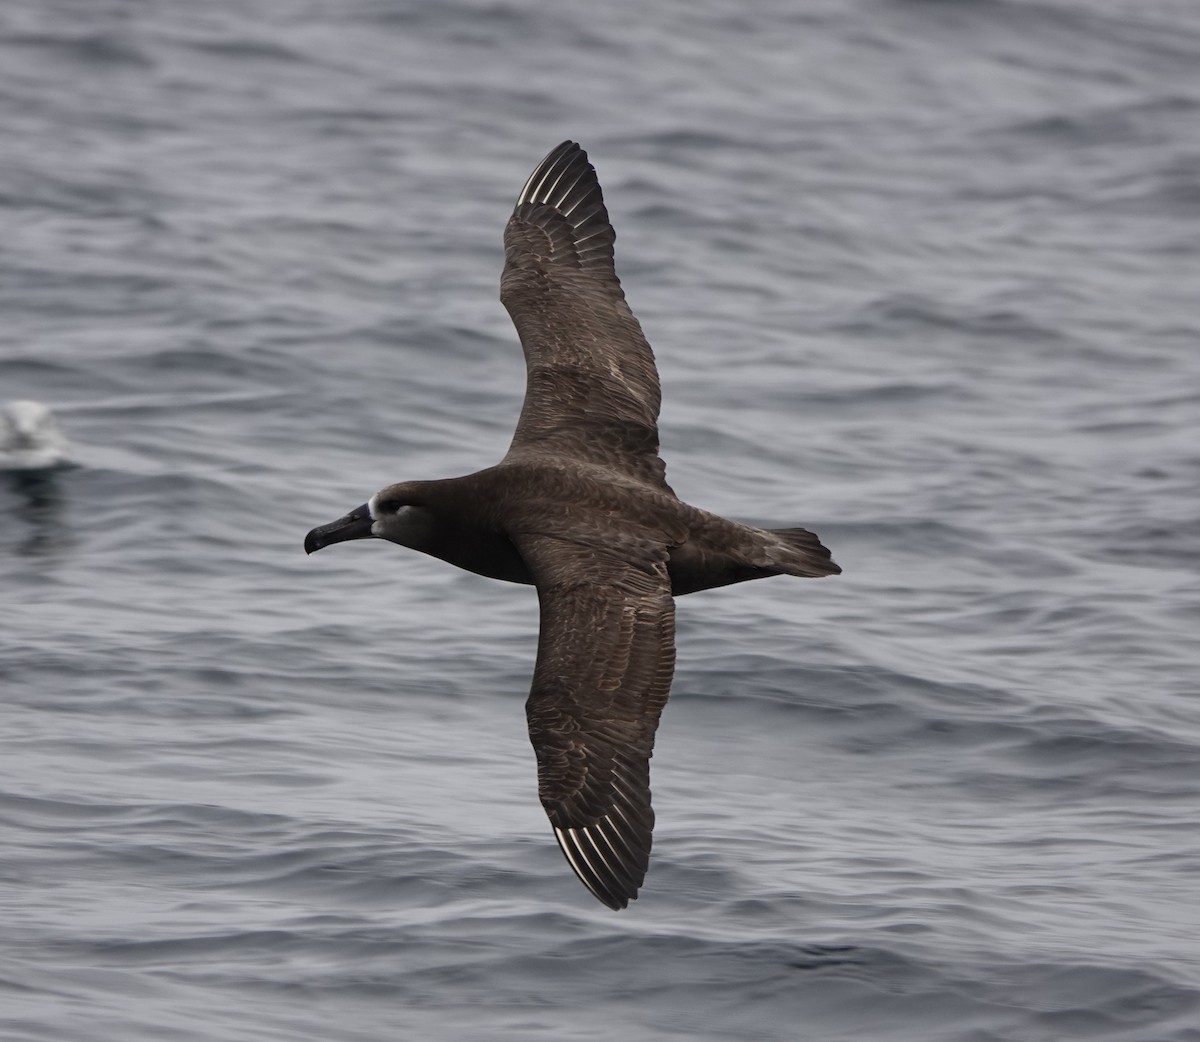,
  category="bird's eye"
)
[377,499,402,514]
